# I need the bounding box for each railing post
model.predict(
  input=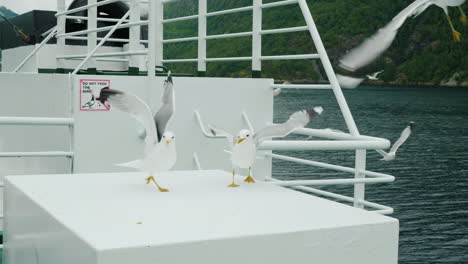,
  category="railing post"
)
[147,0,157,77]
[87,0,97,72]
[197,0,207,76]
[297,0,360,136]
[56,0,66,71]
[129,0,141,74]
[155,0,164,67]
[252,0,262,78]
[353,149,366,208]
